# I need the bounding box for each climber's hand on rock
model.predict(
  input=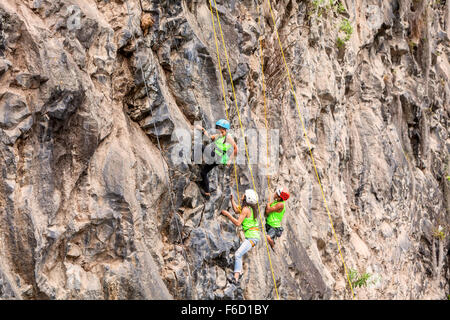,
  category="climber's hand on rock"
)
[195,125,205,132]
